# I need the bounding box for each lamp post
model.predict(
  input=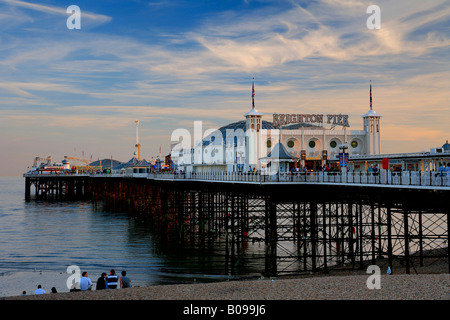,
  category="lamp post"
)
[339,143,349,177]
[237,151,244,172]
